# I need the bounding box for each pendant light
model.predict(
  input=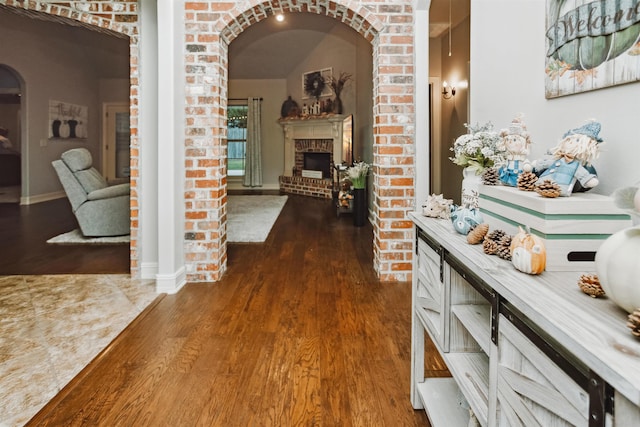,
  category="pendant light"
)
[448,0,452,57]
